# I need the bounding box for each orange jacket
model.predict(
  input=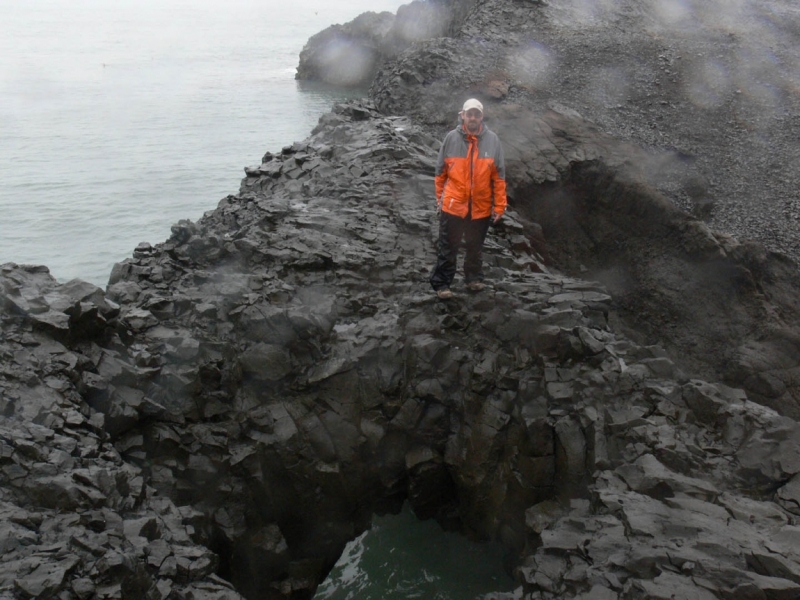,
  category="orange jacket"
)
[435,123,507,219]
